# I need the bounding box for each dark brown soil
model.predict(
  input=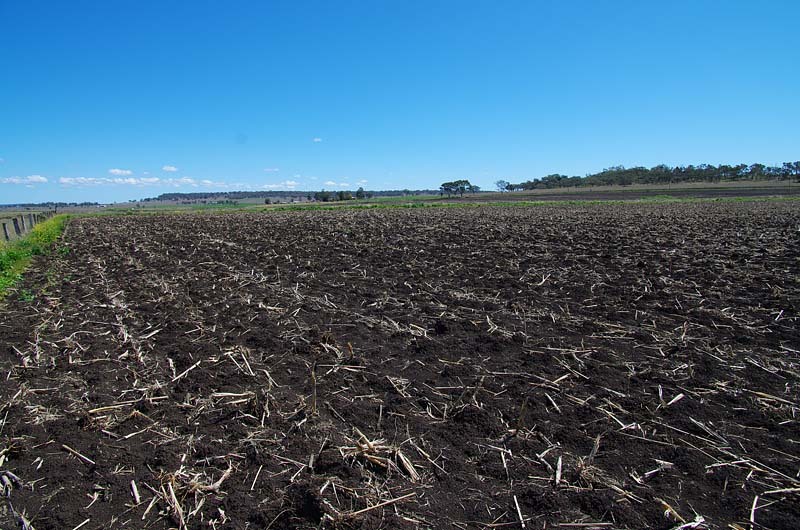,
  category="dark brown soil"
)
[1,201,798,529]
